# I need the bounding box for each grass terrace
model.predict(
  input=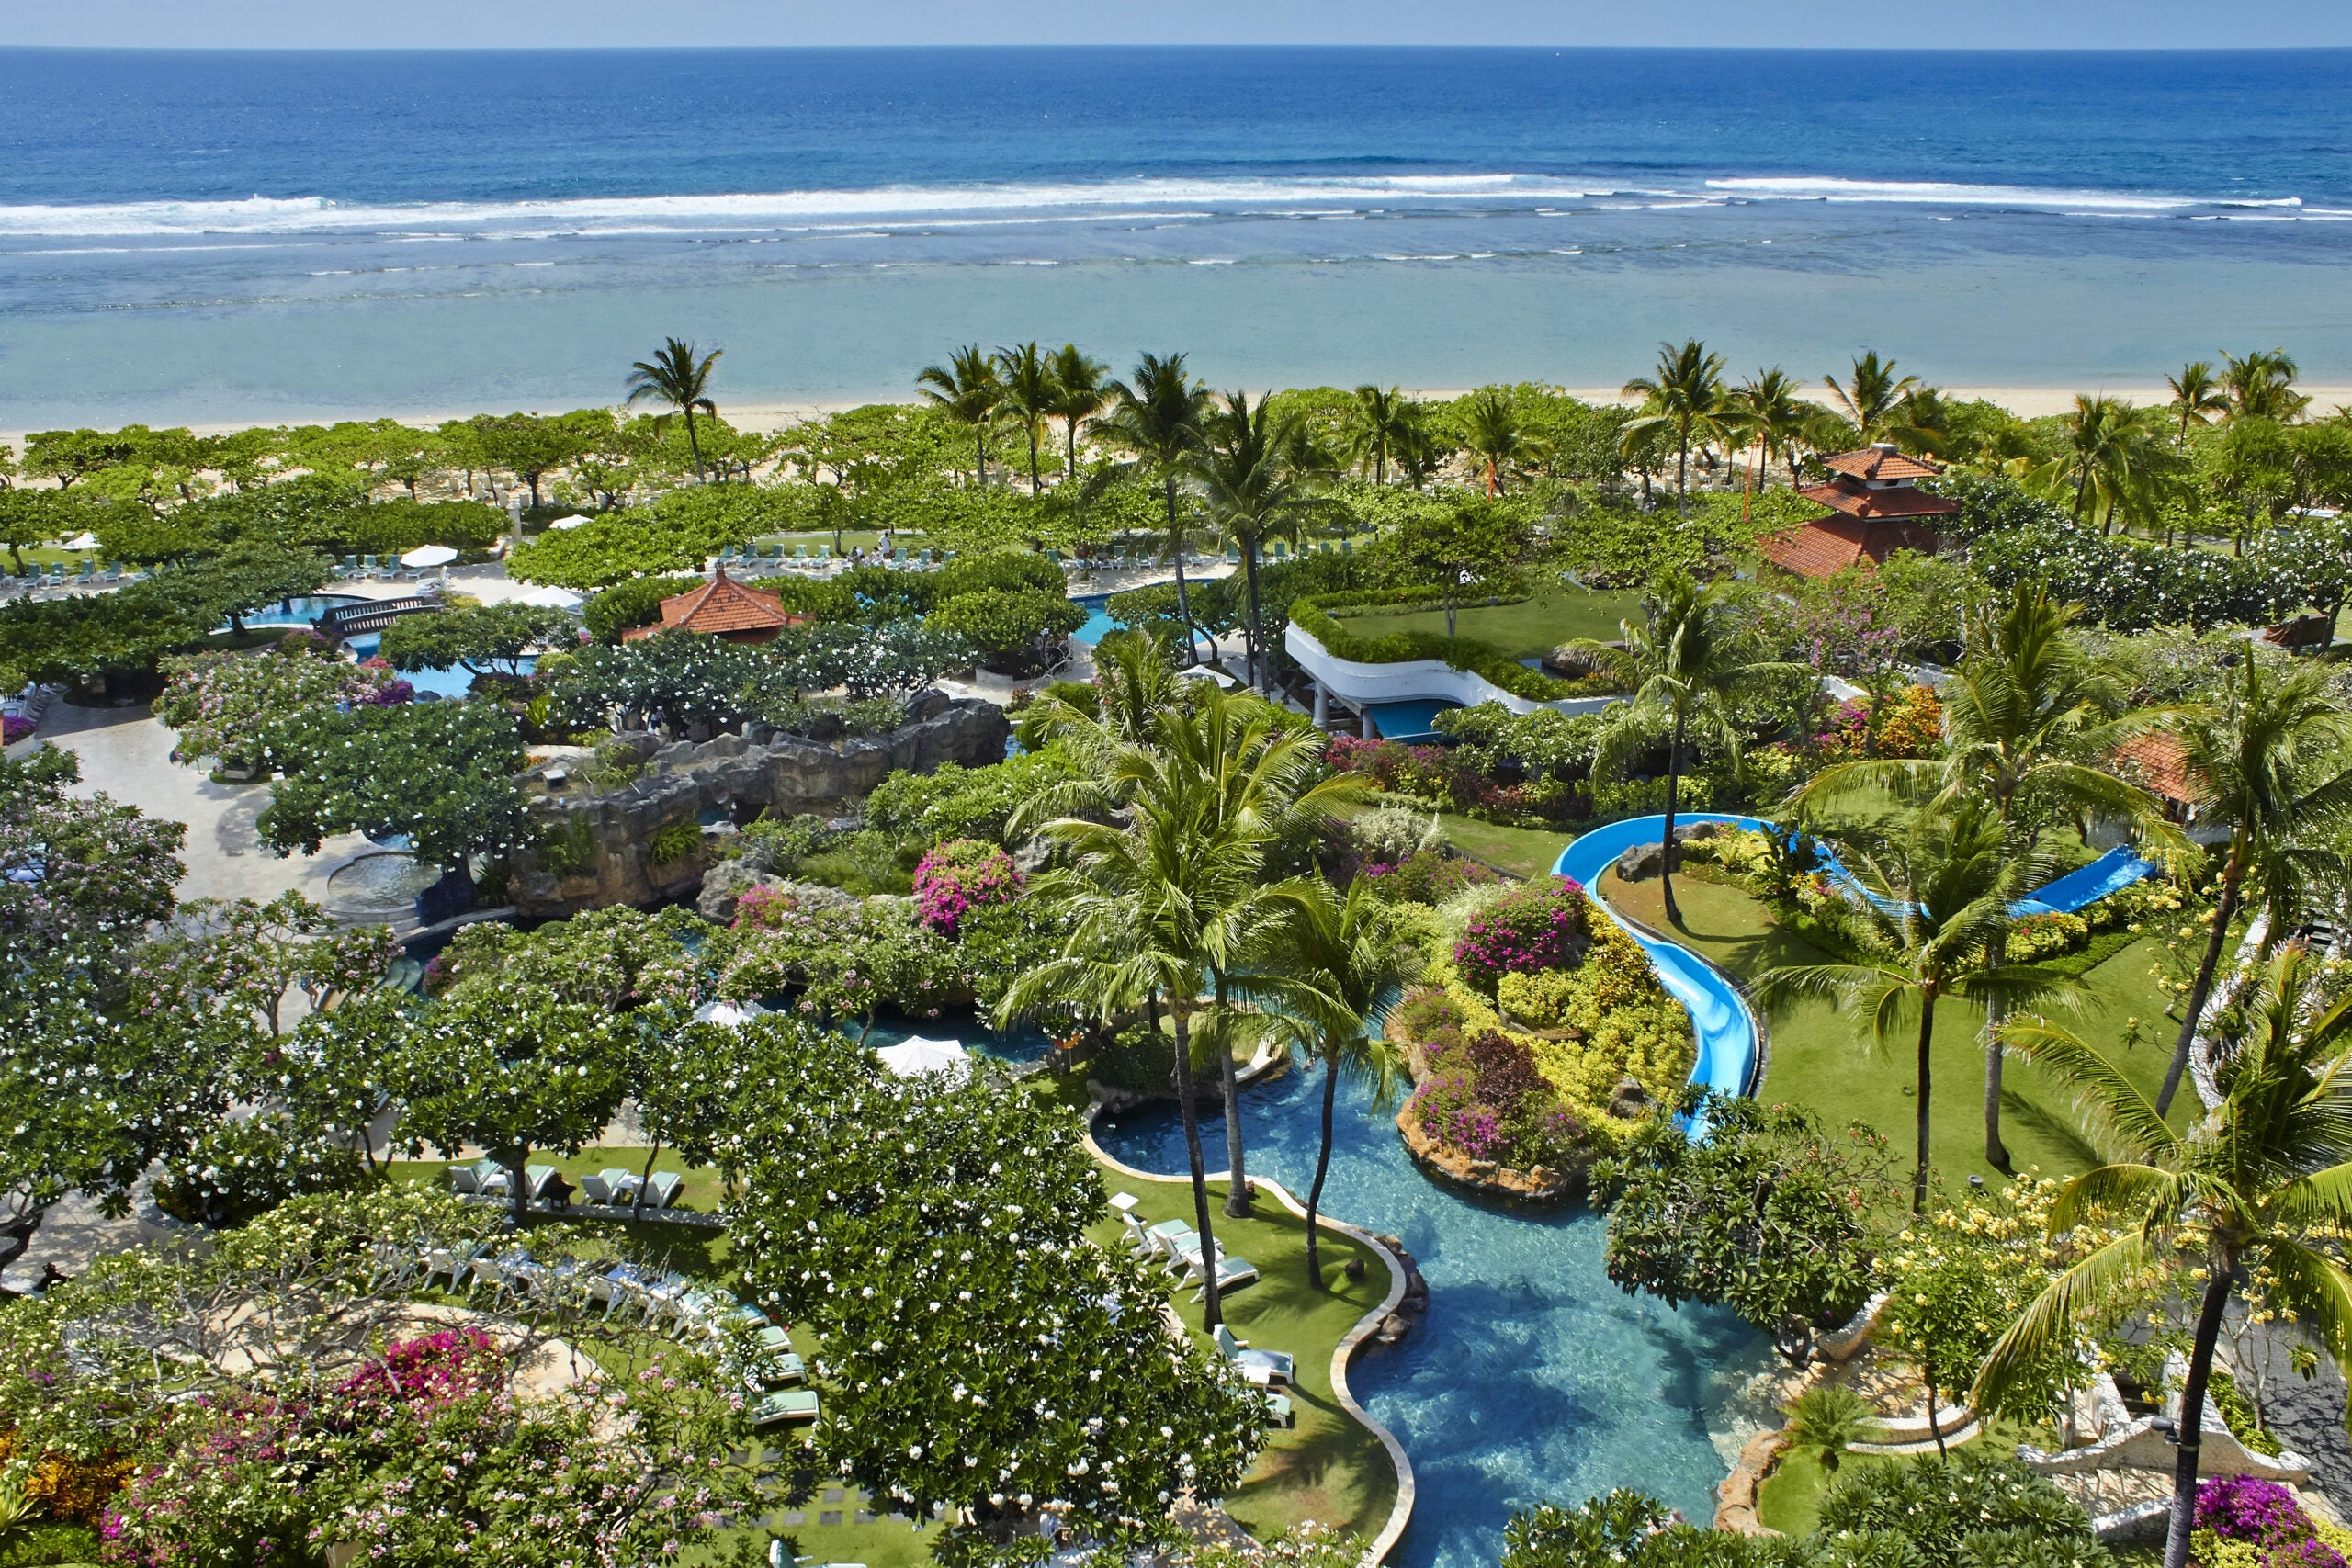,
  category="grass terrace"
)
[1333,584,1645,661]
